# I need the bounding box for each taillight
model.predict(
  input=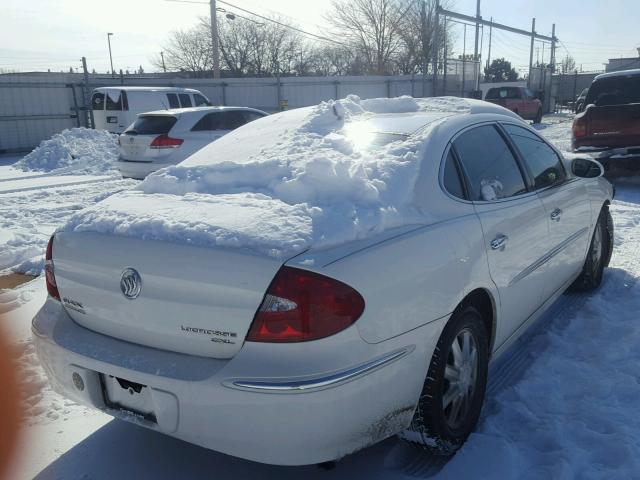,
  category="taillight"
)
[573,118,587,138]
[246,267,365,343]
[45,235,60,300]
[149,134,183,149]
